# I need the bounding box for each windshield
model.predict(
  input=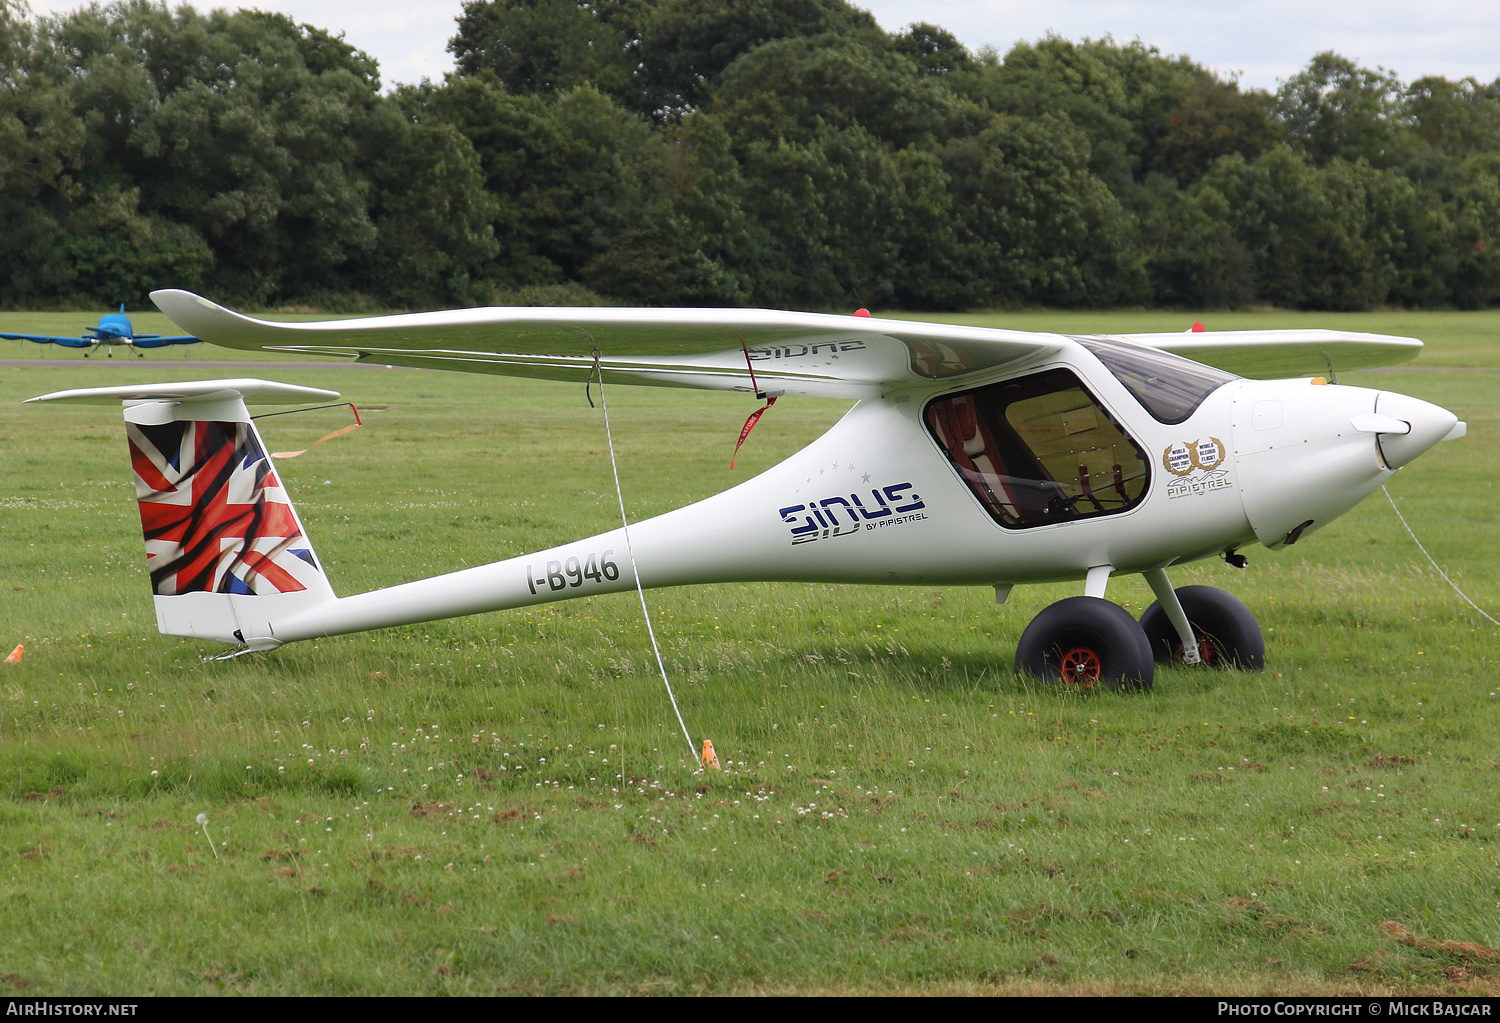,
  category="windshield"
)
[1073,336,1237,425]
